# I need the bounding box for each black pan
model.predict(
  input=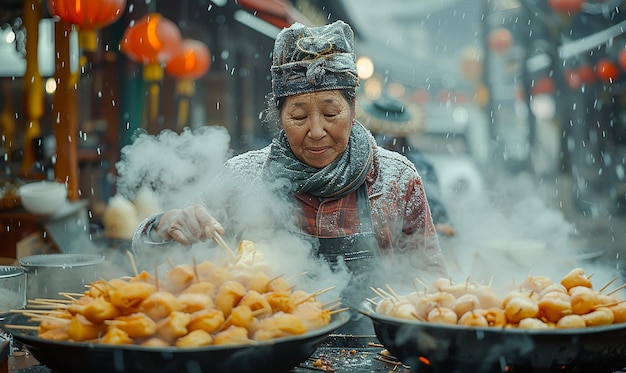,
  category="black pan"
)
[1,312,349,373]
[359,301,626,373]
